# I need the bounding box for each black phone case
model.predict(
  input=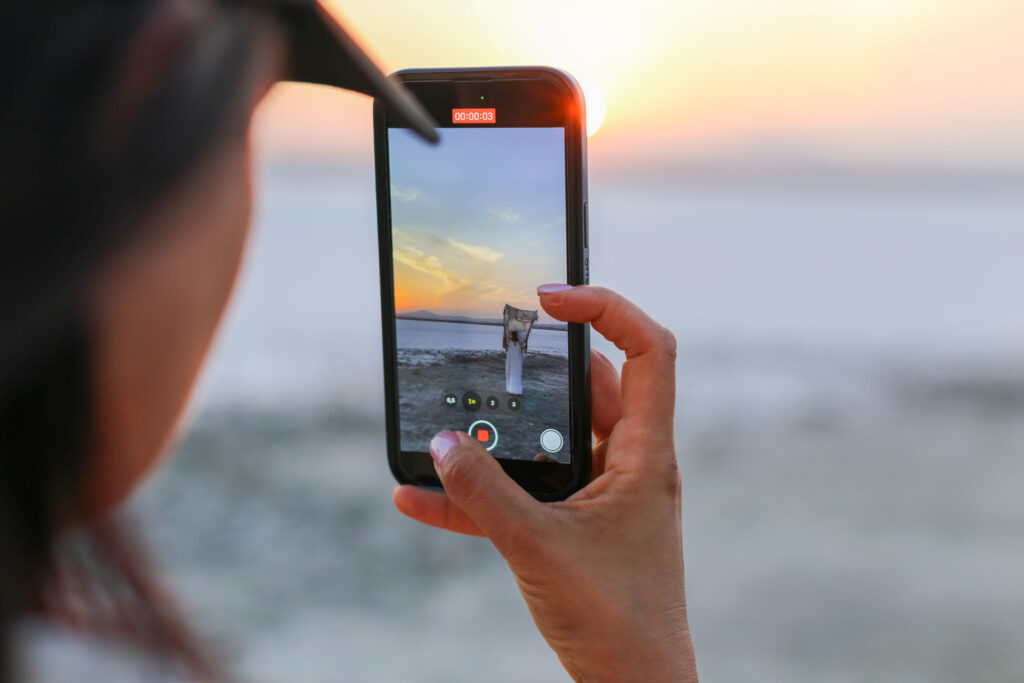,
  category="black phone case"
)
[373,67,591,501]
